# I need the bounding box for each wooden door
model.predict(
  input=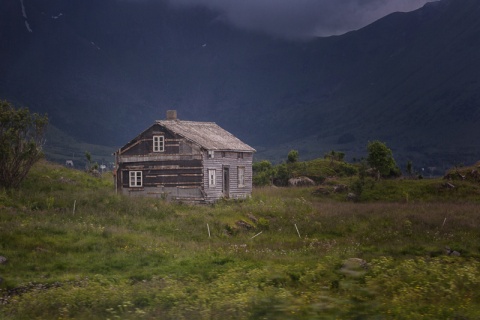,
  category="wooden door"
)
[223,166,230,197]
